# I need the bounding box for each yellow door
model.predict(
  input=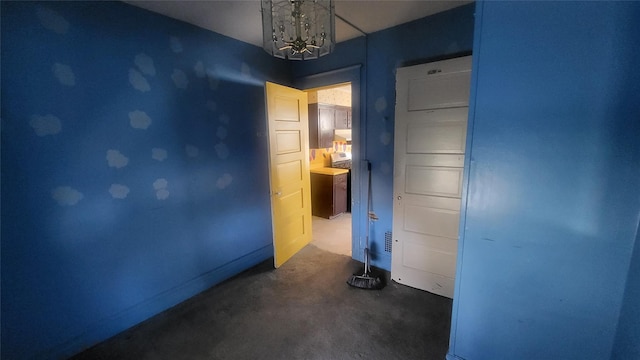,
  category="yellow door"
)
[265,82,313,268]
